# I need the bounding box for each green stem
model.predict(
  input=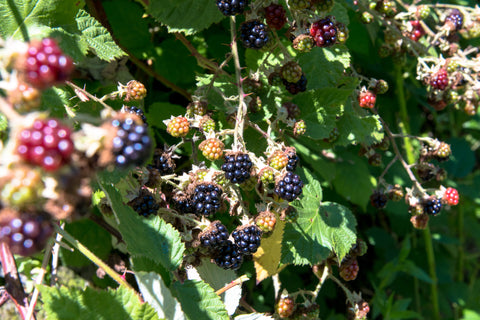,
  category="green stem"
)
[395,65,440,320]
[54,225,136,293]
[457,205,464,282]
